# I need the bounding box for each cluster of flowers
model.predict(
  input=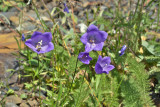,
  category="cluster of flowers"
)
[62,3,127,74]
[22,3,126,74]
[78,24,115,74]
[22,24,126,75]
